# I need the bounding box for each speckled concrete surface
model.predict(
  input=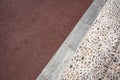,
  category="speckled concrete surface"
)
[58,0,120,79]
